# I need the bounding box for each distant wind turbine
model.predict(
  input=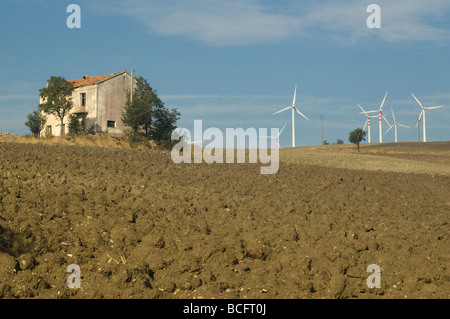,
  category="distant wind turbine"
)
[260,122,287,149]
[360,91,391,143]
[272,85,310,148]
[411,92,444,143]
[384,108,410,143]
